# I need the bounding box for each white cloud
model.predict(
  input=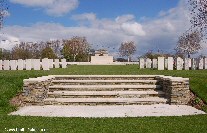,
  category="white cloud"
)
[72,13,146,37]
[121,22,146,36]
[115,14,135,23]
[10,0,79,16]
[0,33,20,50]
[72,13,96,21]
